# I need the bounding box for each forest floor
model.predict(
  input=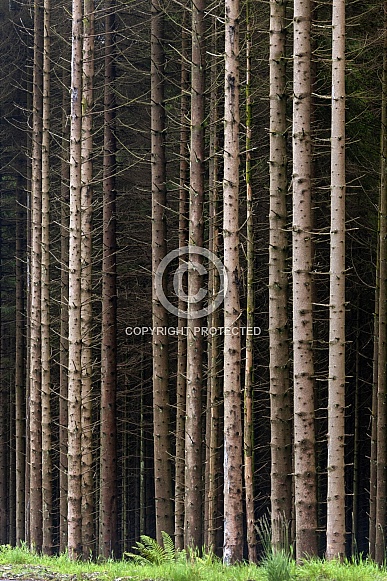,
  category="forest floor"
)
[1,545,387,581]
